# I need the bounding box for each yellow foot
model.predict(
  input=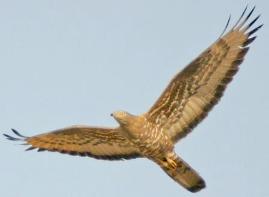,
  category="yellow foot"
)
[167,158,177,169]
